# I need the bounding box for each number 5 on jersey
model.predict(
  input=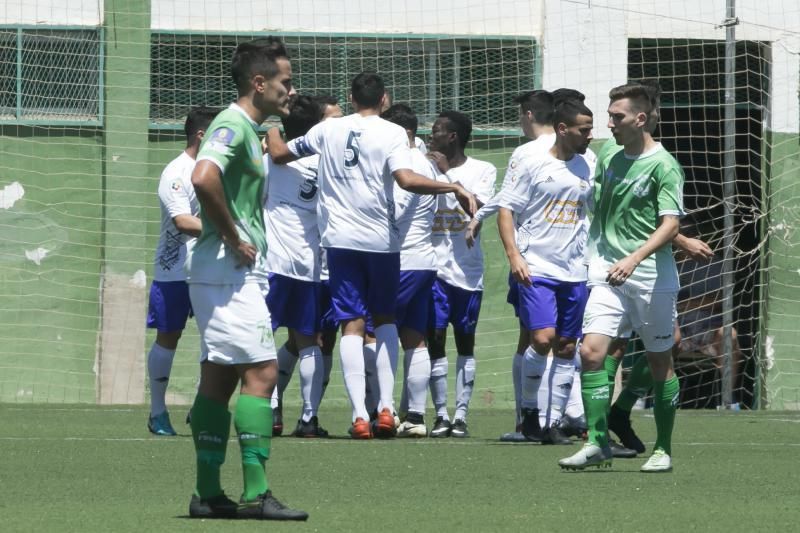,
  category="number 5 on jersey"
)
[345,130,361,168]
